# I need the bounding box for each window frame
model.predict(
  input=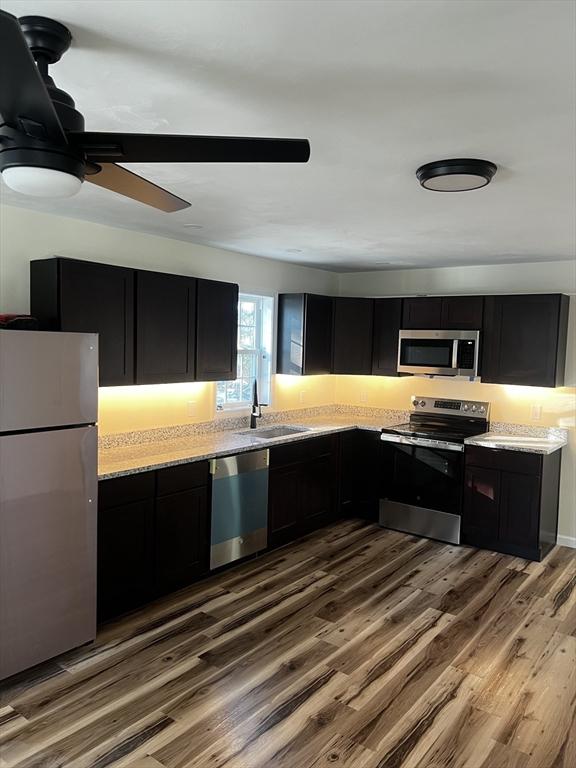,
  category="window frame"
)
[216,292,275,413]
